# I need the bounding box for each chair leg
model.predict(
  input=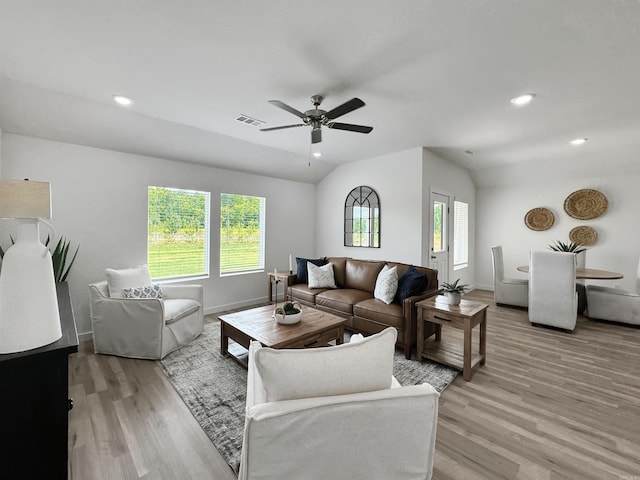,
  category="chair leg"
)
[404,344,411,360]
